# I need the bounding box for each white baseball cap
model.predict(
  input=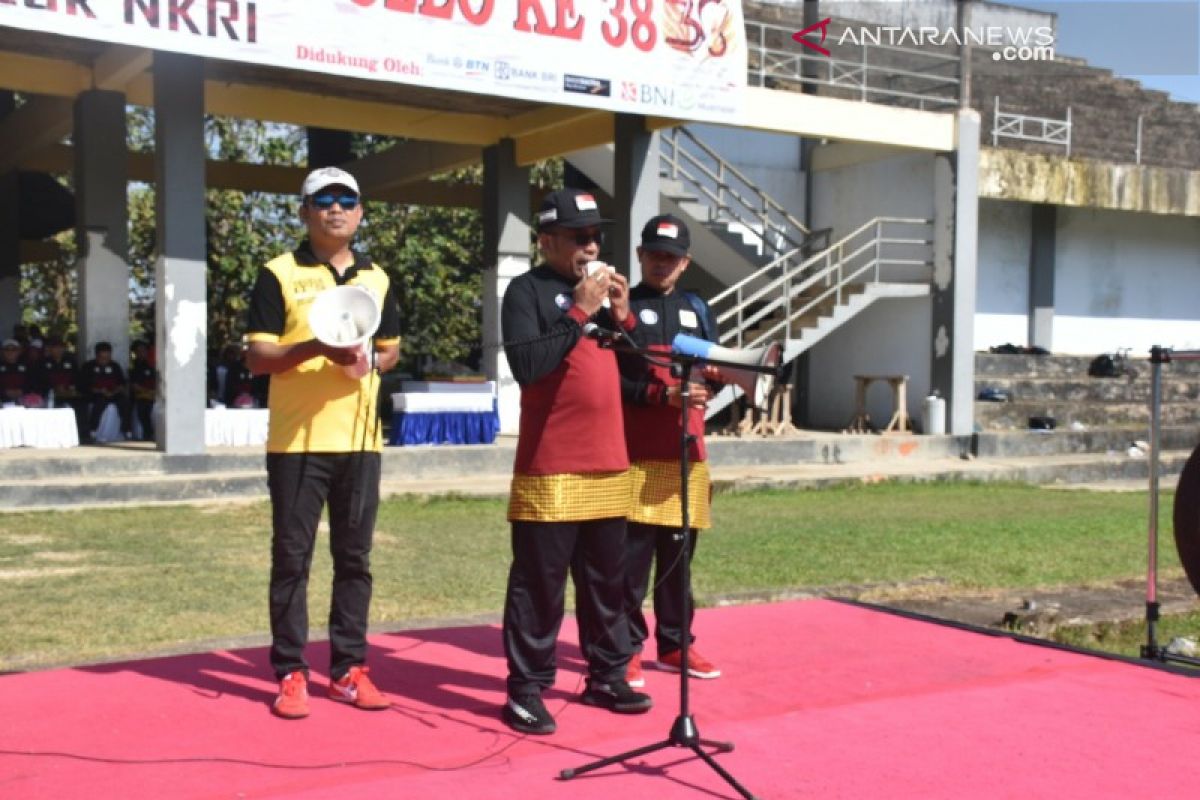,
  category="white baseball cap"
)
[301,167,360,198]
